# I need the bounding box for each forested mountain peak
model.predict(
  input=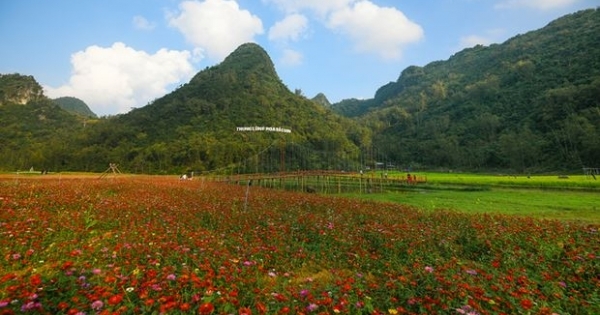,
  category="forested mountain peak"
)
[53,96,97,118]
[213,42,277,80]
[85,42,368,173]
[312,93,331,107]
[0,73,45,105]
[0,74,87,172]
[123,42,296,128]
